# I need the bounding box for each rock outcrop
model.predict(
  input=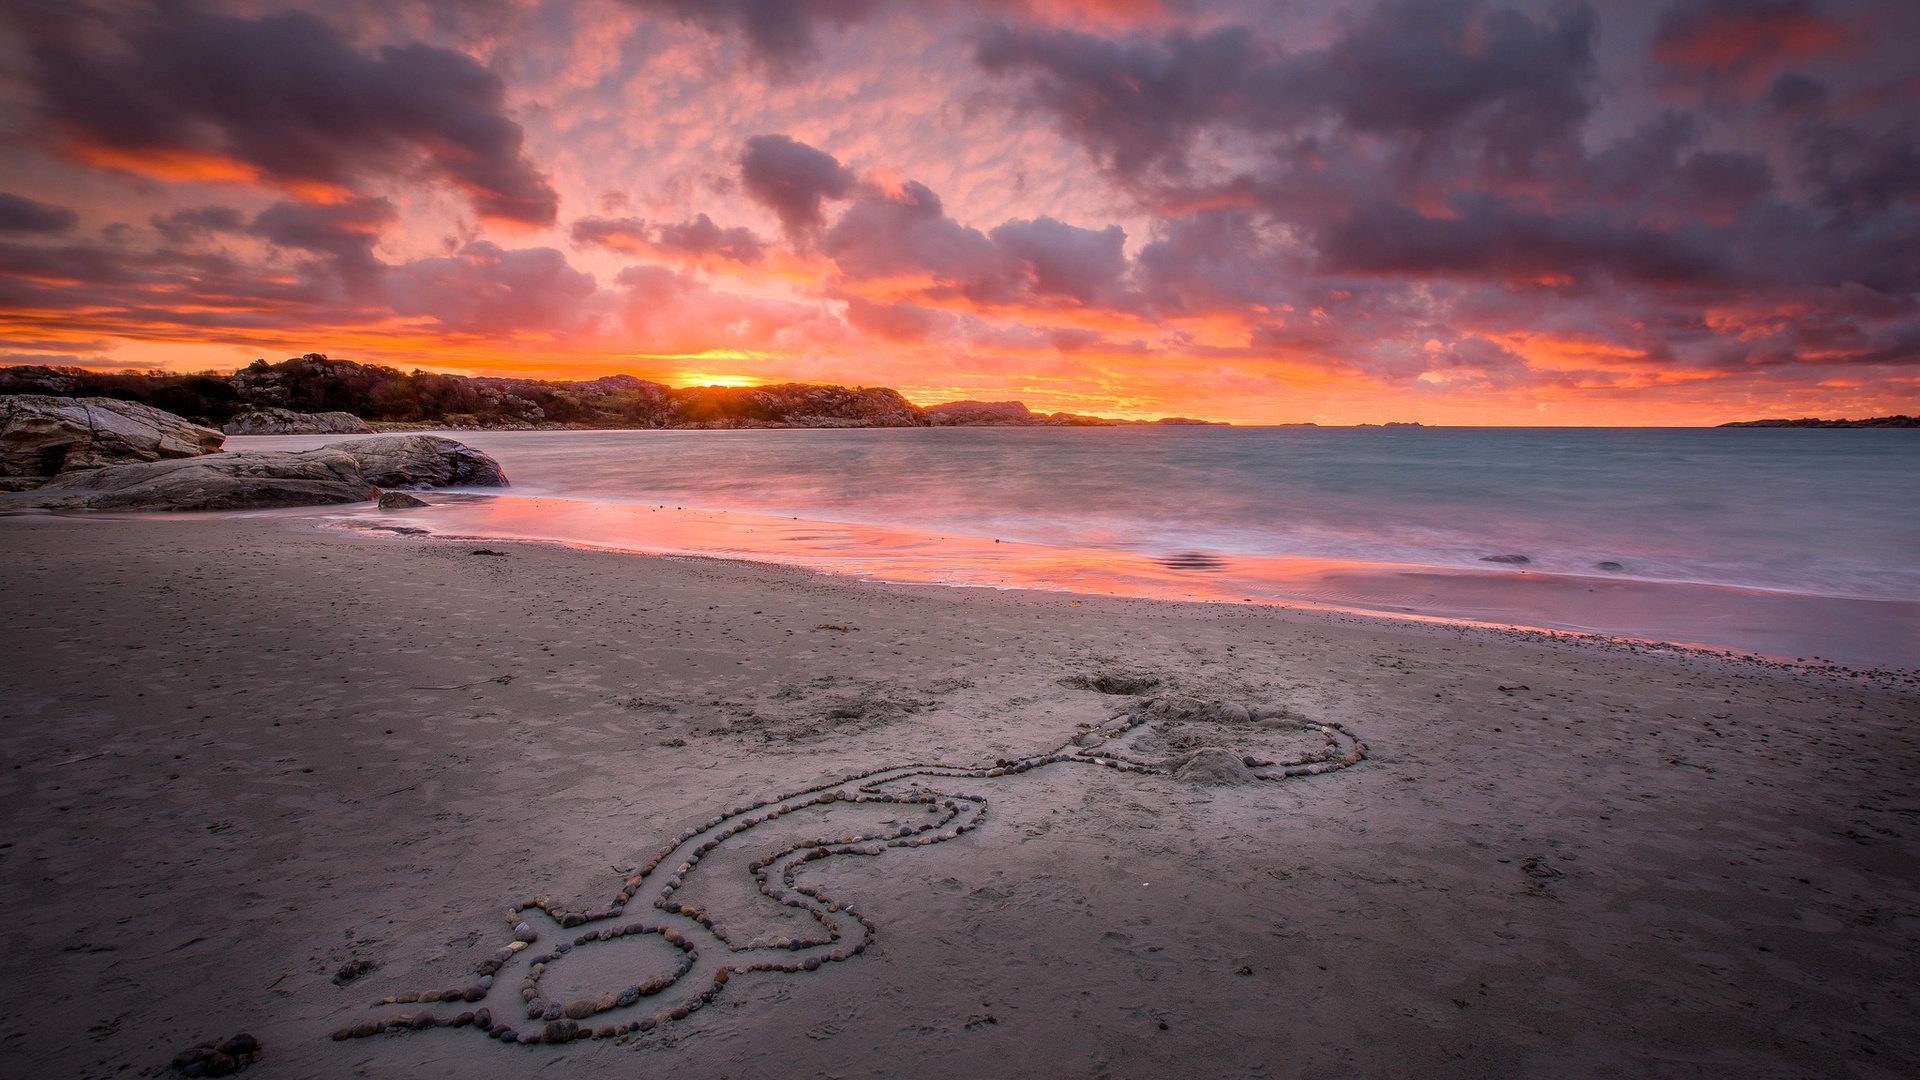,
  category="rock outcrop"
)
[327,435,508,488]
[222,407,373,435]
[925,400,1041,425]
[0,395,224,479]
[1,435,506,512]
